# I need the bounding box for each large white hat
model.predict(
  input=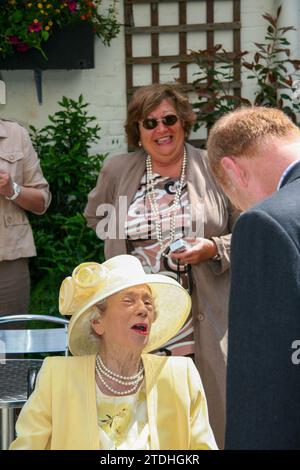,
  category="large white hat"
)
[59,254,191,355]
